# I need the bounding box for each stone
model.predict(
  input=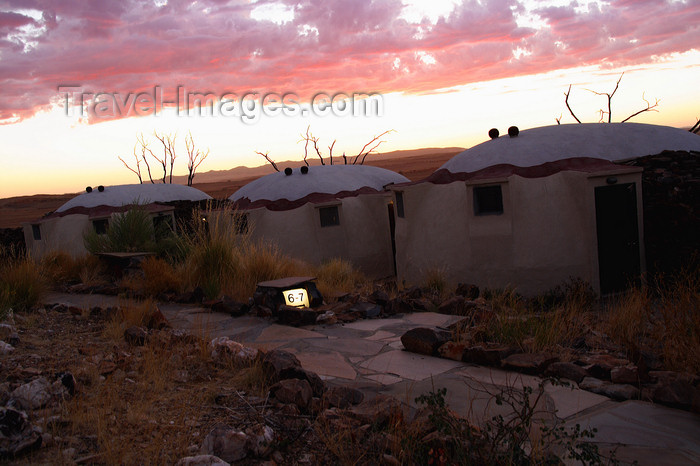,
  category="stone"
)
[245,424,274,457]
[175,455,230,466]
[347,395,404,427]
[201,425,248,463]
[653,379,696,410]
[463,344,517,366]
[11,377,53,410]
[384,297,412,316]
[610,365,639,385]
[261,350,302,382]
[369,290,390,306]
[269,379,313,410]
[400,328,451,356]
[579,354,630,380]
[322,386,364,409]
[579,377,639,401]
[455,283,480,299]
[276,305,317,326]
[350,301,382,318]
[545,362,588,383]
[438,341,467,361]
[147,306,171,330]
[209,337,258,365]
[437,296,477,315]
[124,326,148,346]
[401,286,423,300]
[0,323,16,339]
[315,311,337,325]
[212,297,249,317]
[501,353,559,375]
[0,407,42,458]
[0,341,14,355]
